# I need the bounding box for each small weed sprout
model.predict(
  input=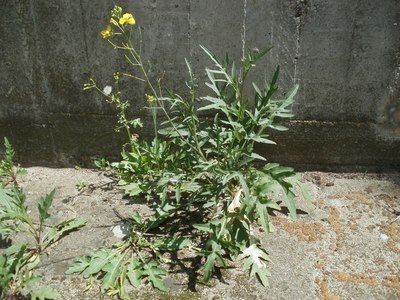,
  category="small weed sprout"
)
[70,6,311,298]
[0,138,86,299]
[0,138,26,188]
[76,180,88,191]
